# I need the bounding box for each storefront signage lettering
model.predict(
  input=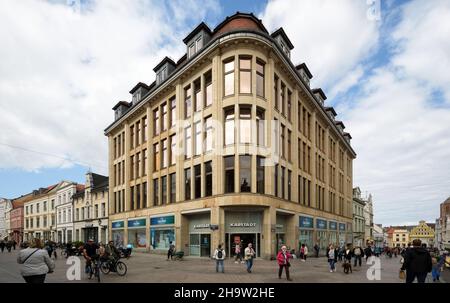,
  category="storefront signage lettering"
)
[316,219,327,230]
[276,224,284,229]
[329,221,337,230]
[193,224,210,229]
[339,223,346,231]
[299,216,314,228]
[230,222,256,227]
[111,221,124,229]
[128,218,146,228]
[150,215,175,226]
